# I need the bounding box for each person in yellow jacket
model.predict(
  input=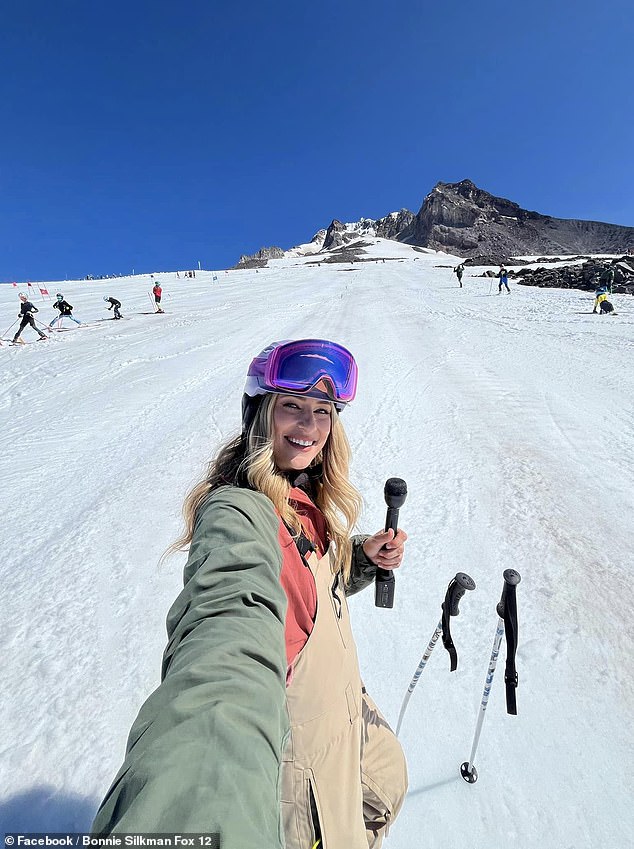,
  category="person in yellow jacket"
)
[592,287,614,314]
[92,339,408,849]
